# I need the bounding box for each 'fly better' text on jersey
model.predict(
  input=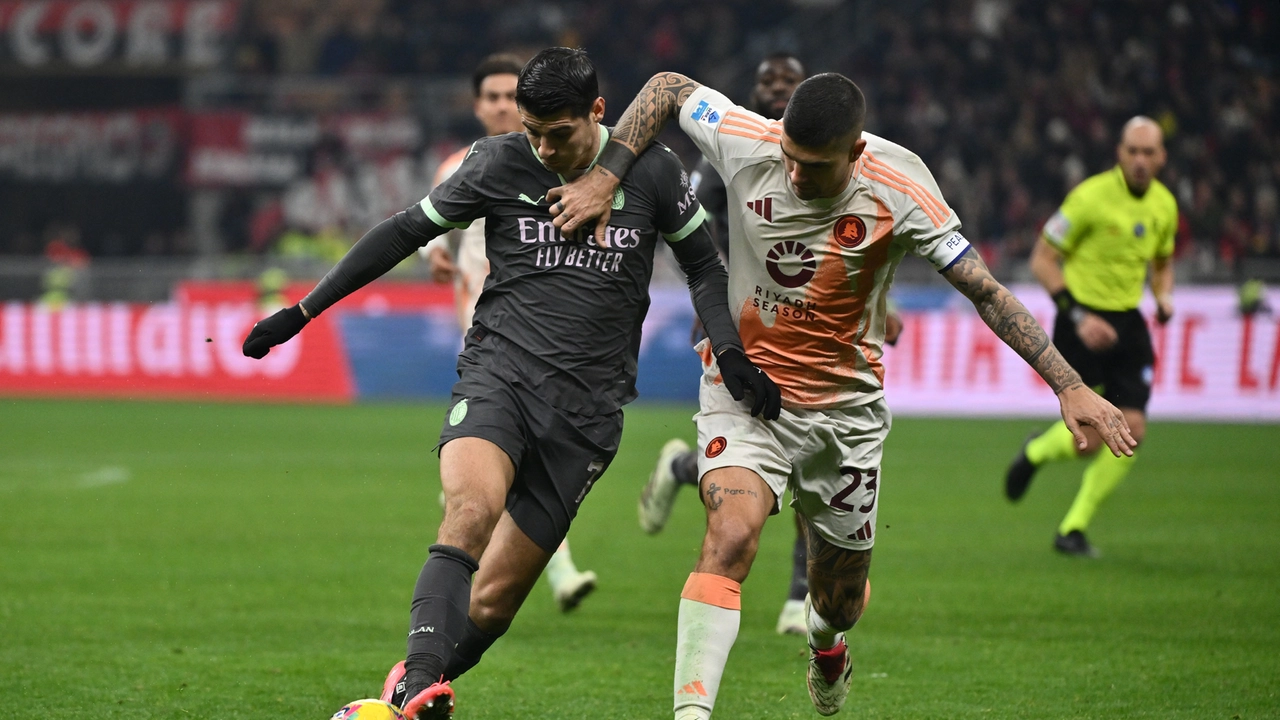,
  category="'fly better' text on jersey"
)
[420,126,705,414]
